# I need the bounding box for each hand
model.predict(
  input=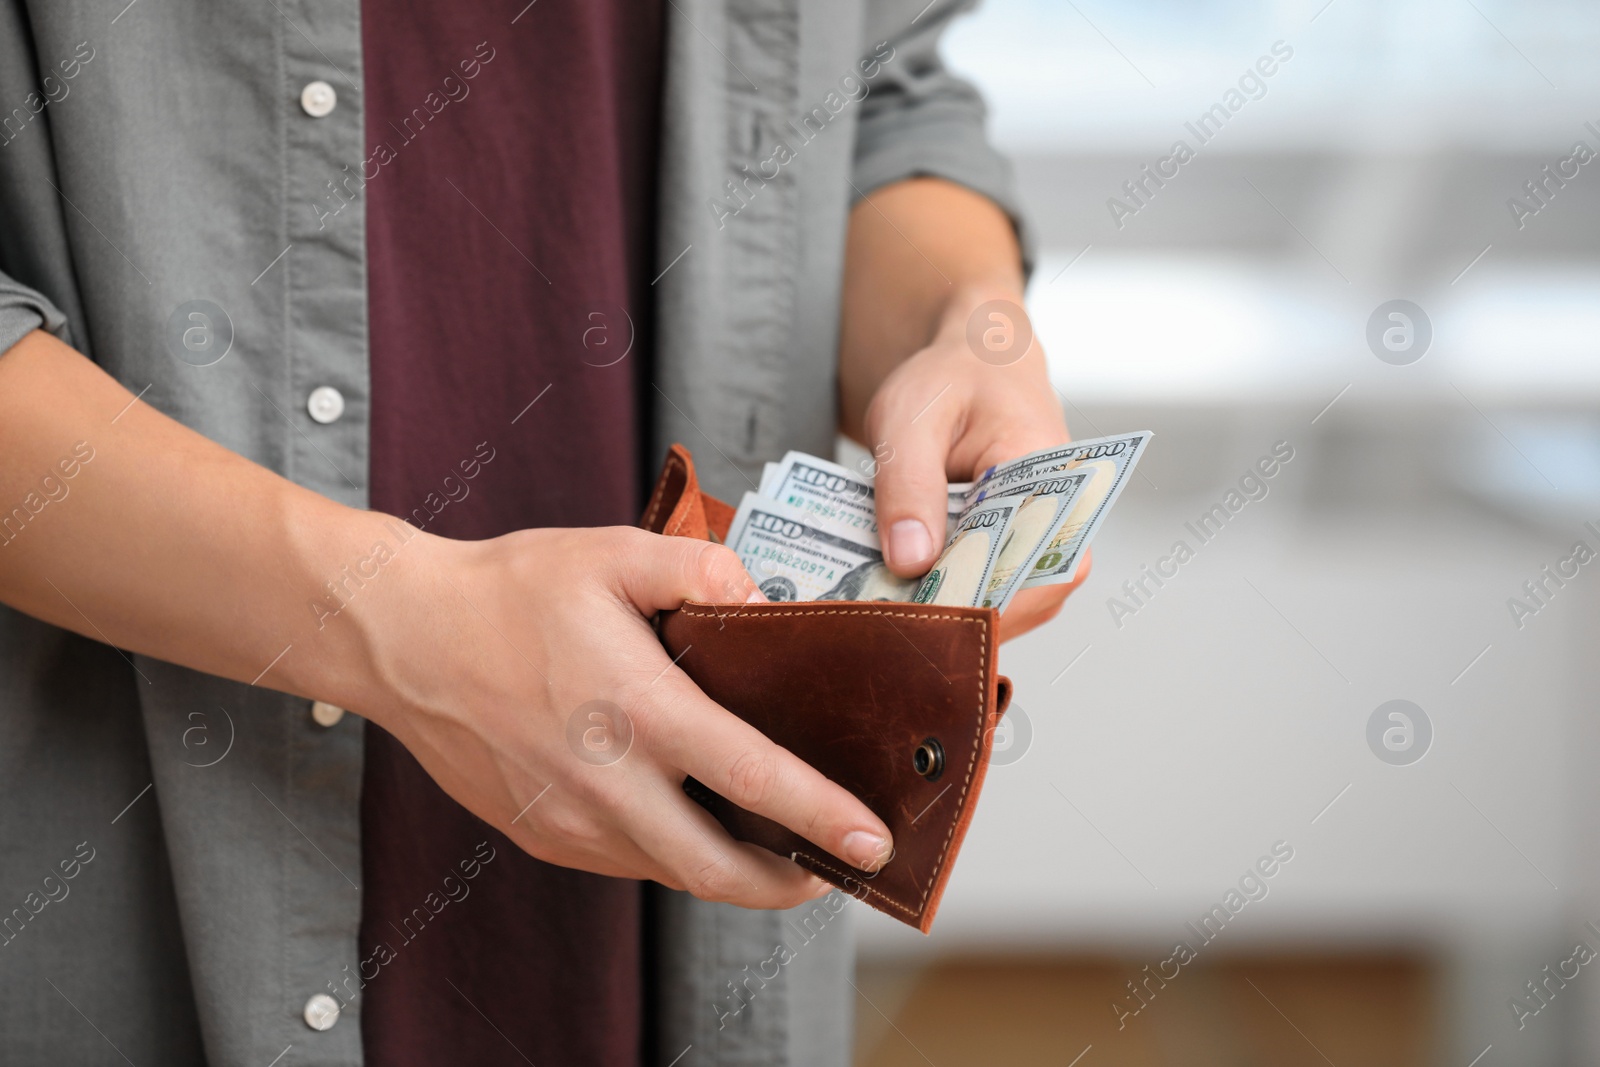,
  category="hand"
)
[864,284,1090,641]
[348,525,895,908]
